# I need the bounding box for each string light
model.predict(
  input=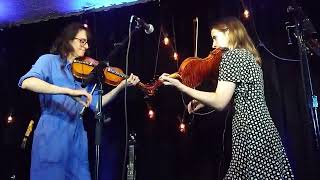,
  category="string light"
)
[163,37,170,46]
[177,115,187,133]
[160,28,179,61]
[240,0,250,19]
[145,101,156,120]
[173,52,178,61]
[243,9,250,19]
[7,112,14,124]
[179,122,186,133]
[148,108,155,119]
